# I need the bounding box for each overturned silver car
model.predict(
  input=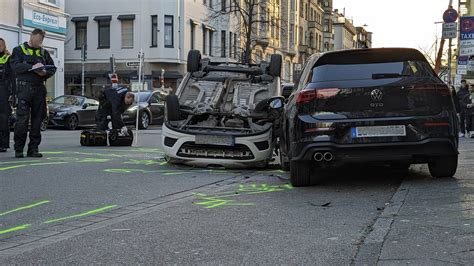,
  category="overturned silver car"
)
[162,50,283,168]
